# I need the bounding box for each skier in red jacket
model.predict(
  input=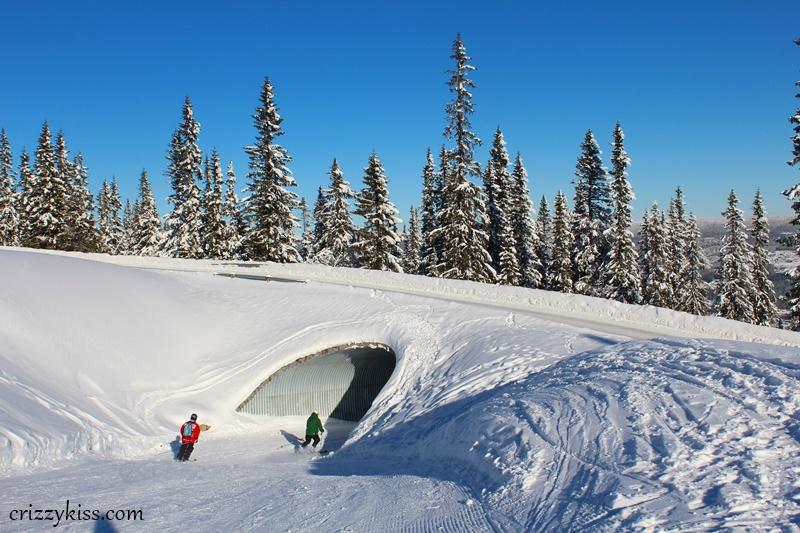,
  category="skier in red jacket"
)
[177,413,201,461]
